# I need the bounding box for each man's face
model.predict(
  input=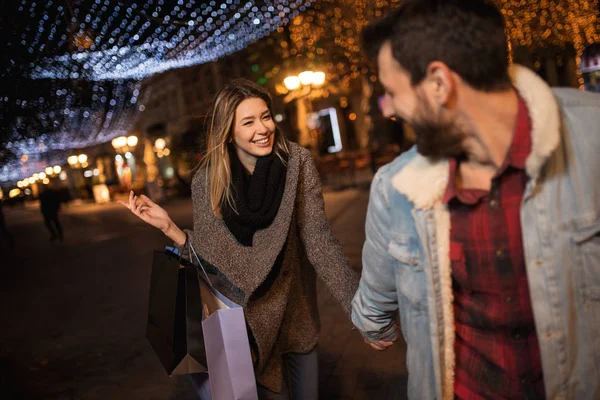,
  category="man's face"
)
[377,41,465,161]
